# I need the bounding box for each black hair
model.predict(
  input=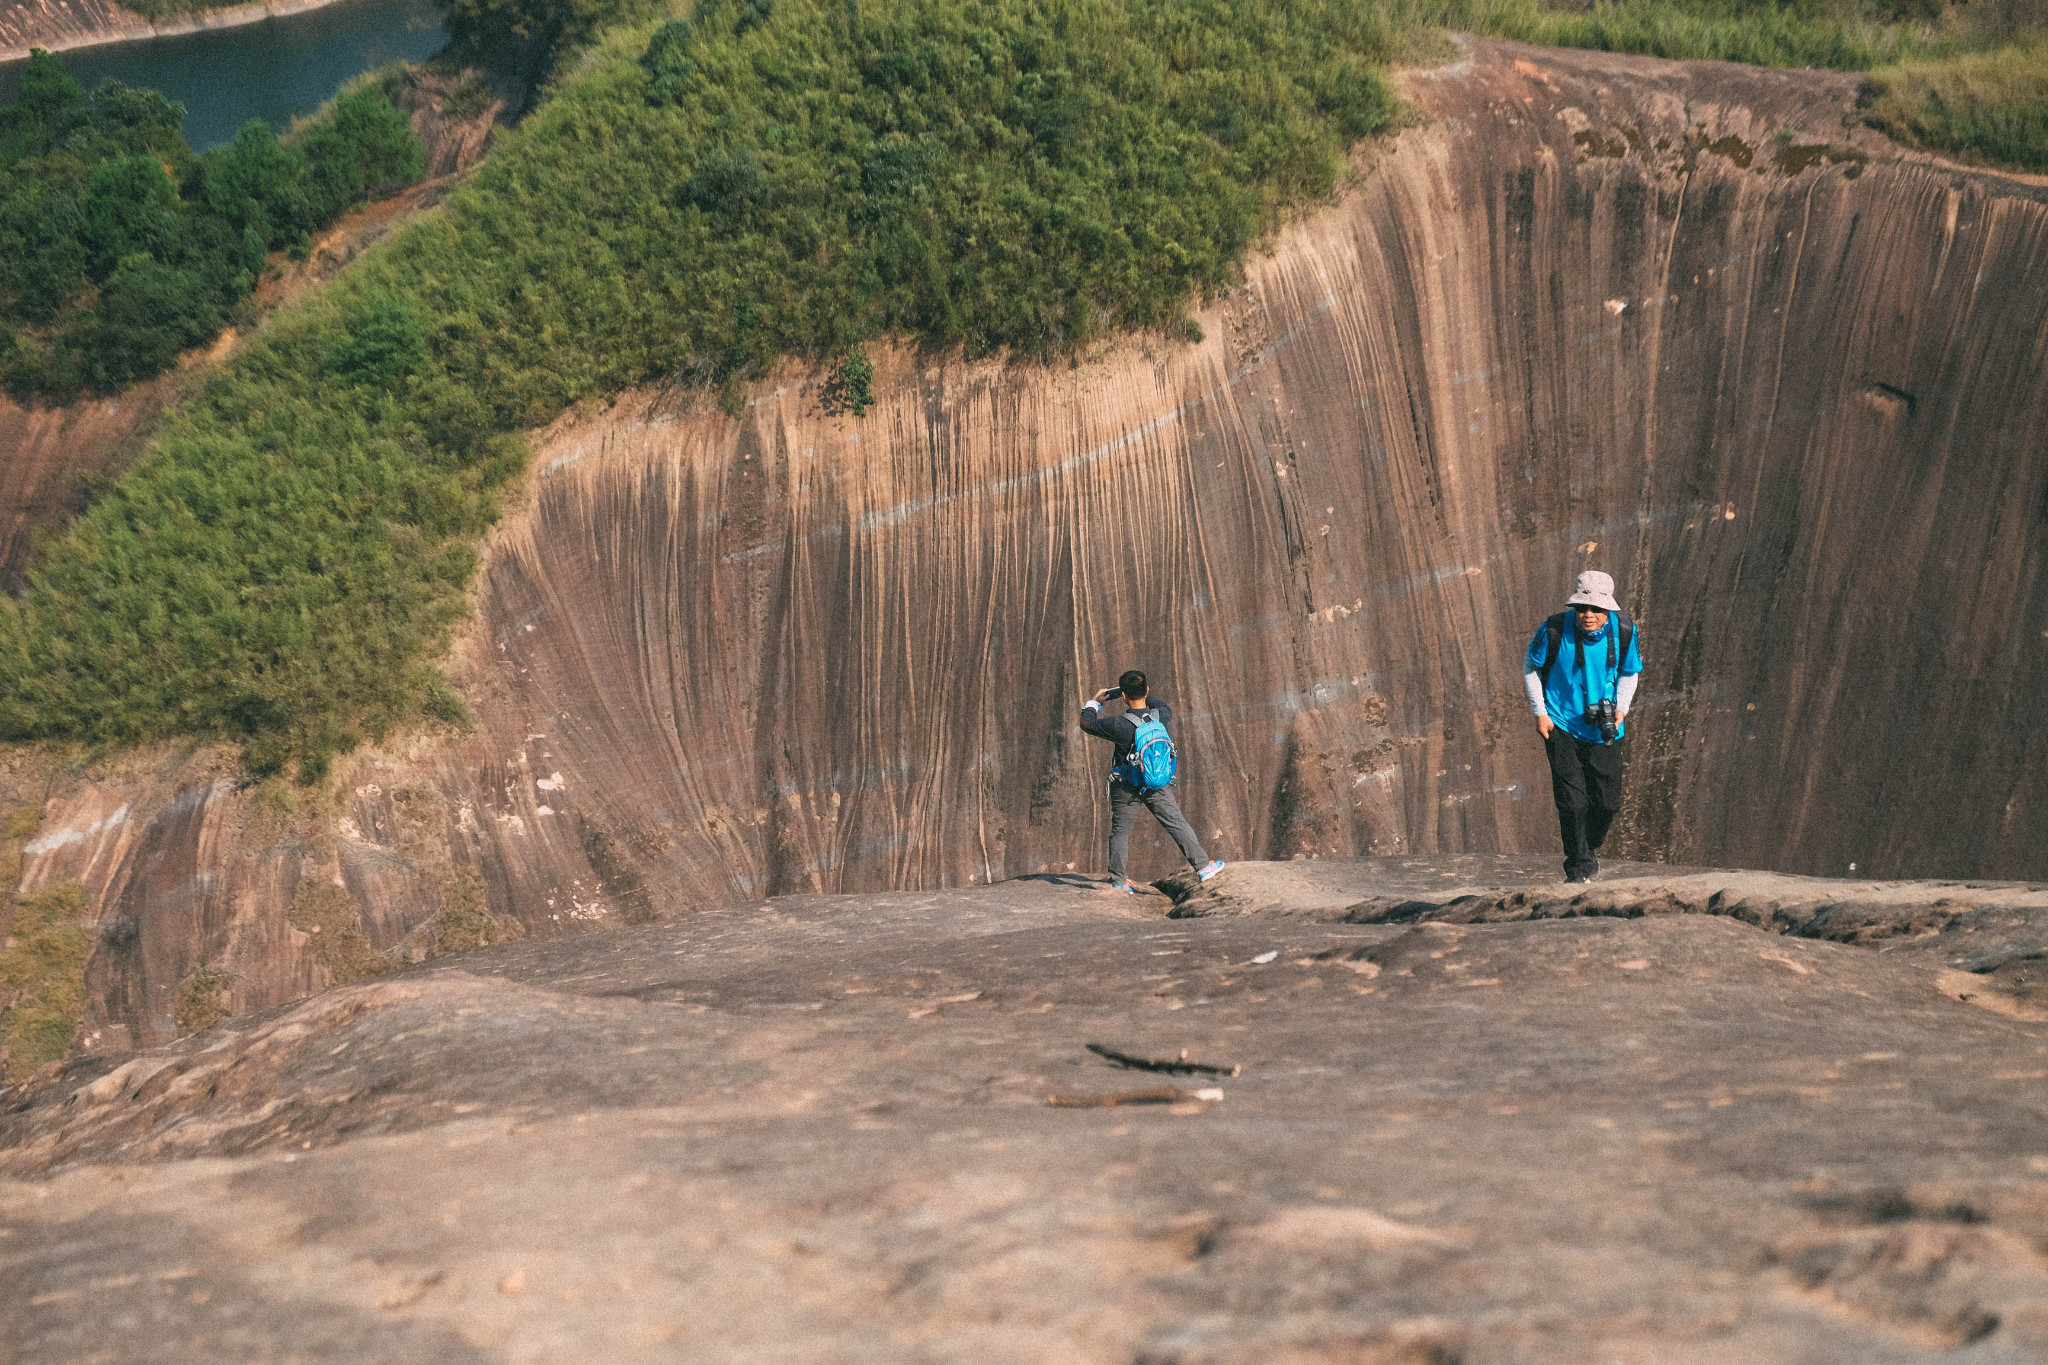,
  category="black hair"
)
[1118,669,1148,698]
